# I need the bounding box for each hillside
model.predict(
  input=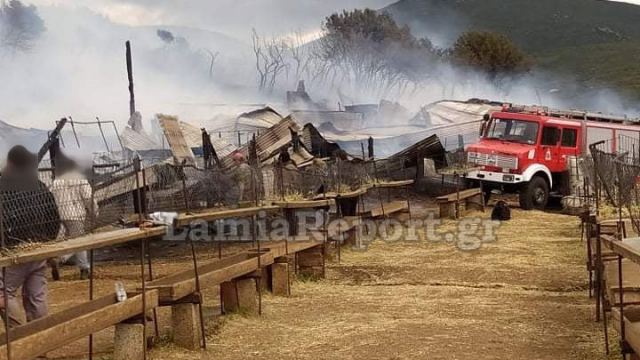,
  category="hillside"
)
[384,0,640,99]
